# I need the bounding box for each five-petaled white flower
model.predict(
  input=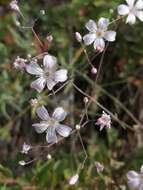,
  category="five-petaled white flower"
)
[118,0,143,24]
[26,54,68,93]
[127,165,143,190]
[32,106,72,143]
[96,111,111,131]
[83,18,116,51]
